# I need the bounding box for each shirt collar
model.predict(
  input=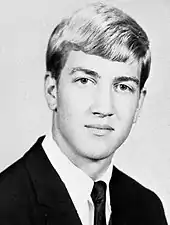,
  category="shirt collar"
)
[42,131,114,204]
[42,132,93,204]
